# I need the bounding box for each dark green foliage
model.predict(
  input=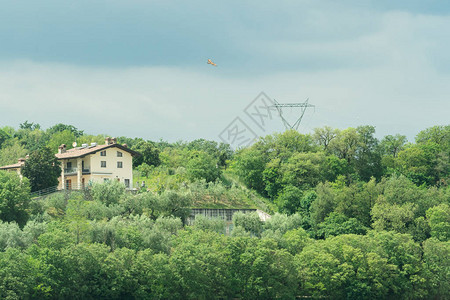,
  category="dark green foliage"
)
[316,212,368,238]
[232,148,267,194]
[21,147,61,192]
[132,141,161,168]
[275,185,303,215]
[47,123,84,138]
